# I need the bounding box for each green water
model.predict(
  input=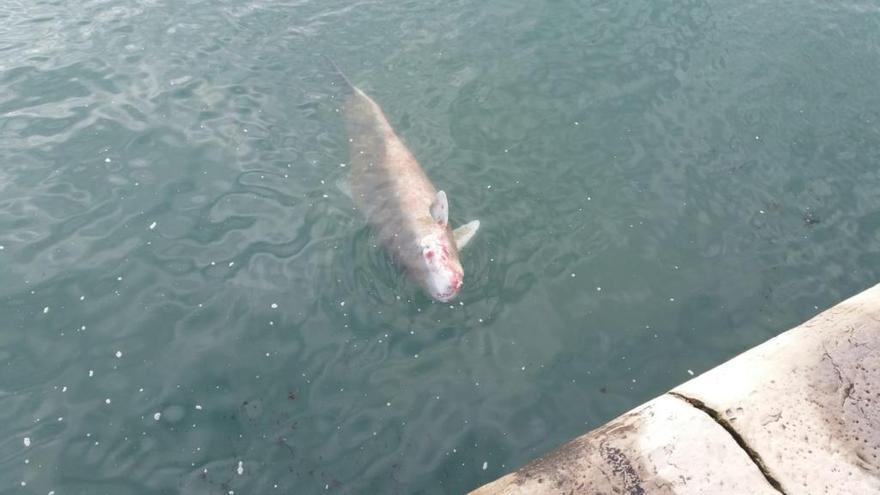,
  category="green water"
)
[2,0,879,493]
